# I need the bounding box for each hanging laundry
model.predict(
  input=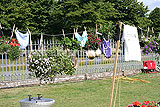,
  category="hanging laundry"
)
[15,30,29,49]
[86,50,95,59]
[101,38,112,58]
[122,25,141,61]
[95,48,101,57]
[75,31,88,47]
